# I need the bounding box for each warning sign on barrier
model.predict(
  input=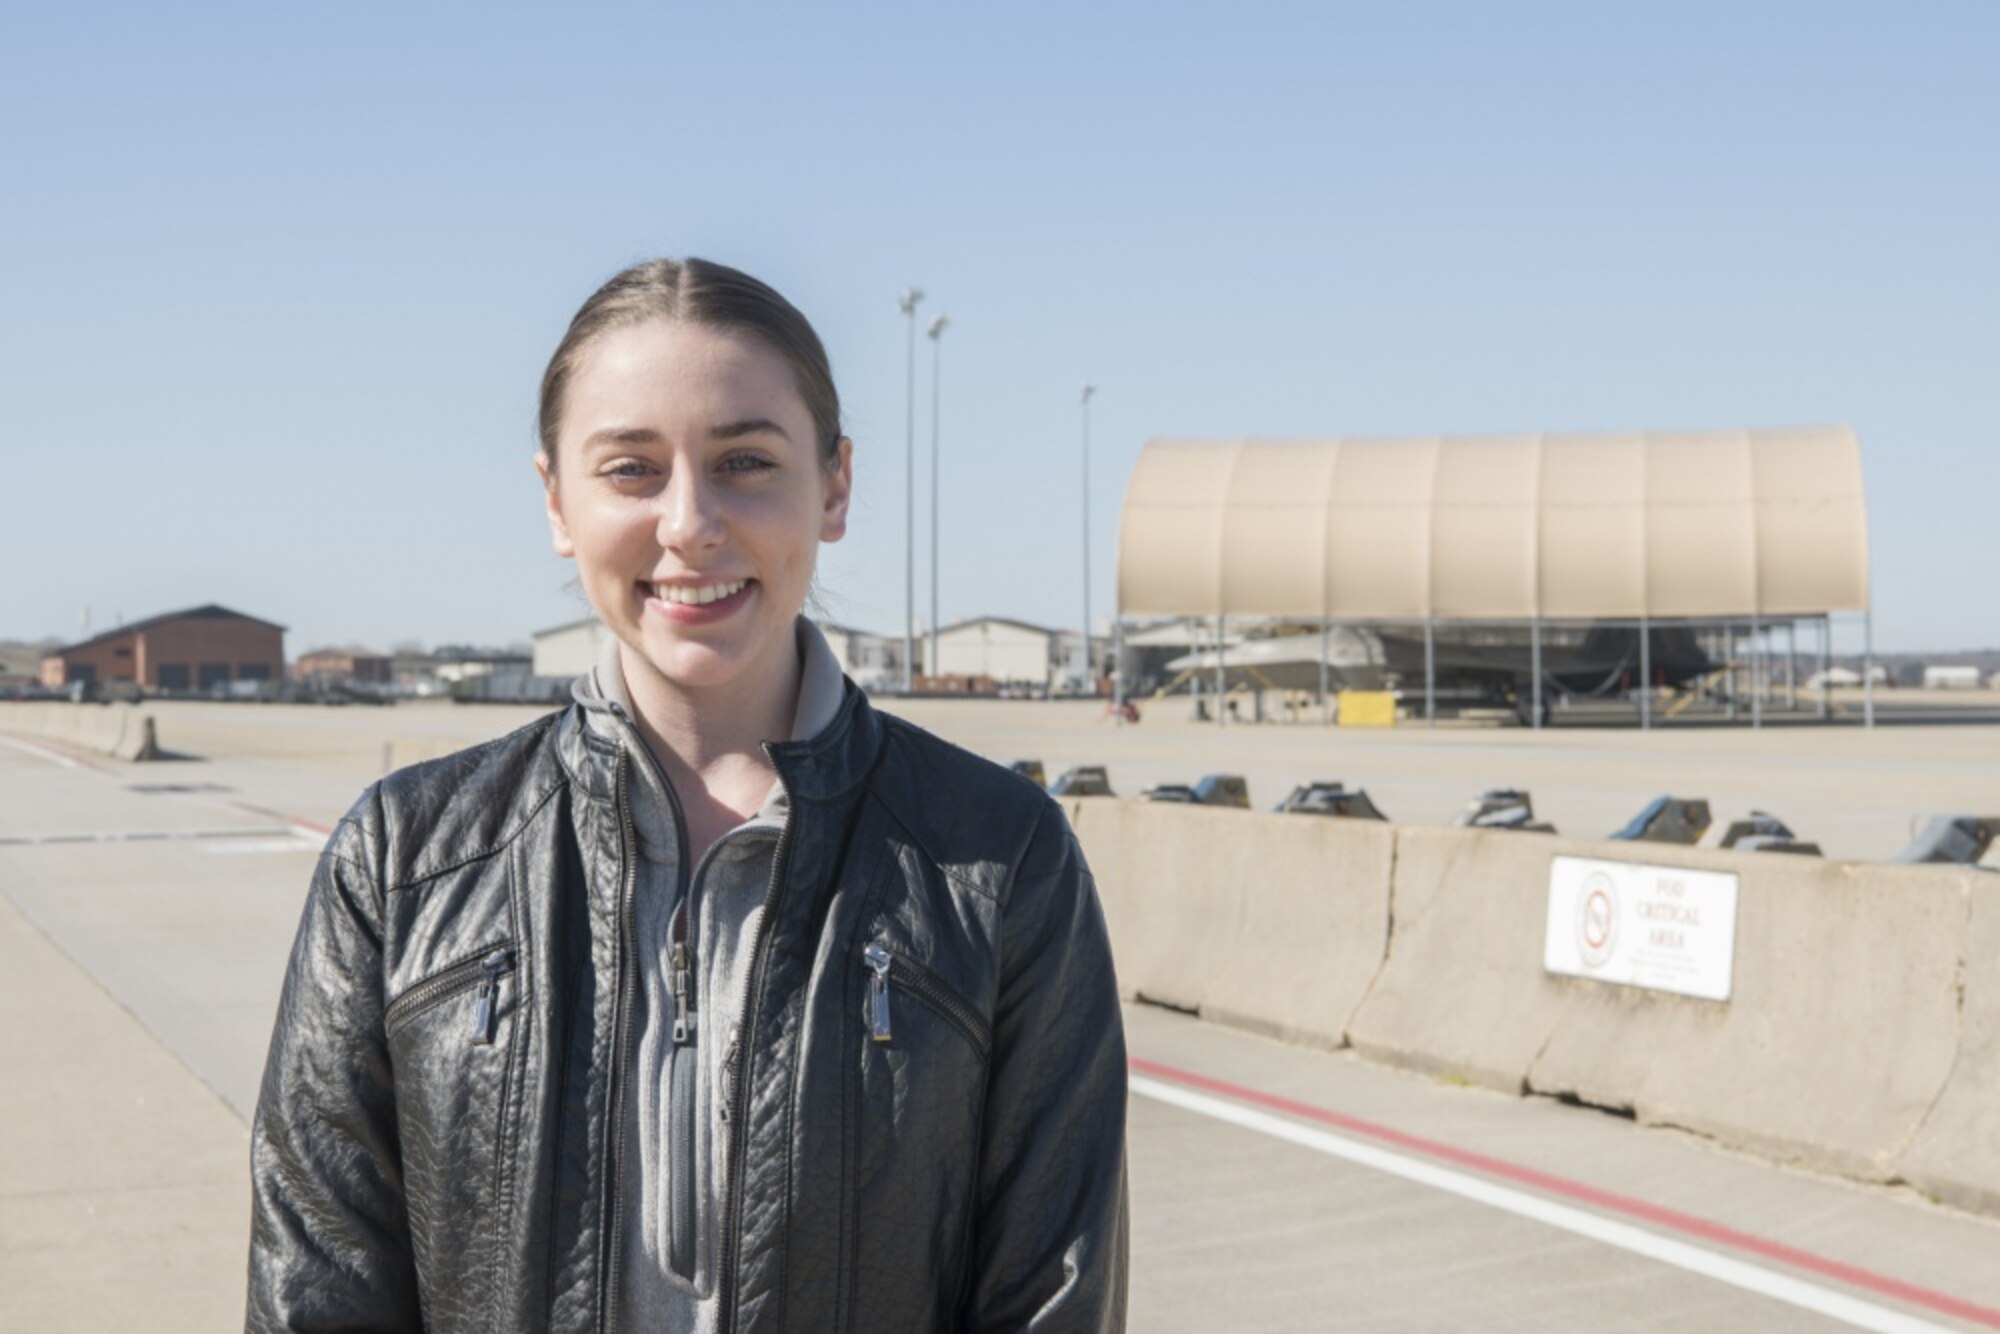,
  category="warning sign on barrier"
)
[1544,855,1738,1001]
